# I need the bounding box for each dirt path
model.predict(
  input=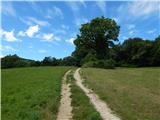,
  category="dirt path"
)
[74,68,121,120]
[57,70,72,120]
